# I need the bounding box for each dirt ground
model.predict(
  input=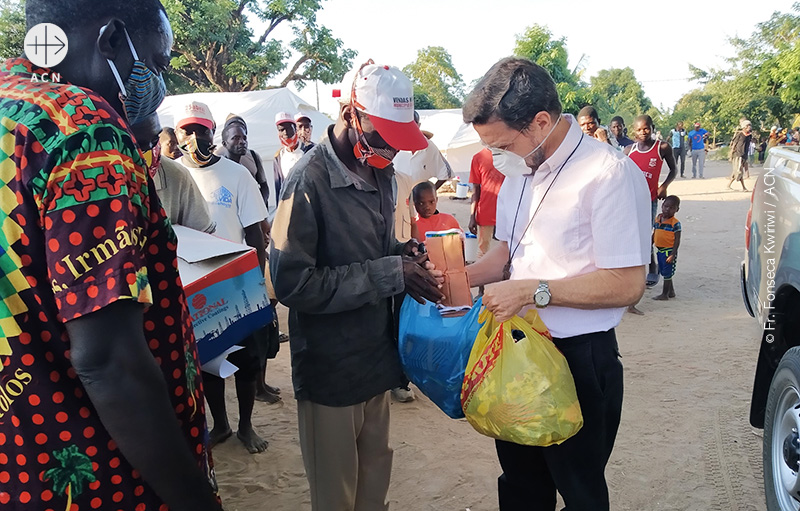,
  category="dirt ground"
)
[210,158,767,511]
